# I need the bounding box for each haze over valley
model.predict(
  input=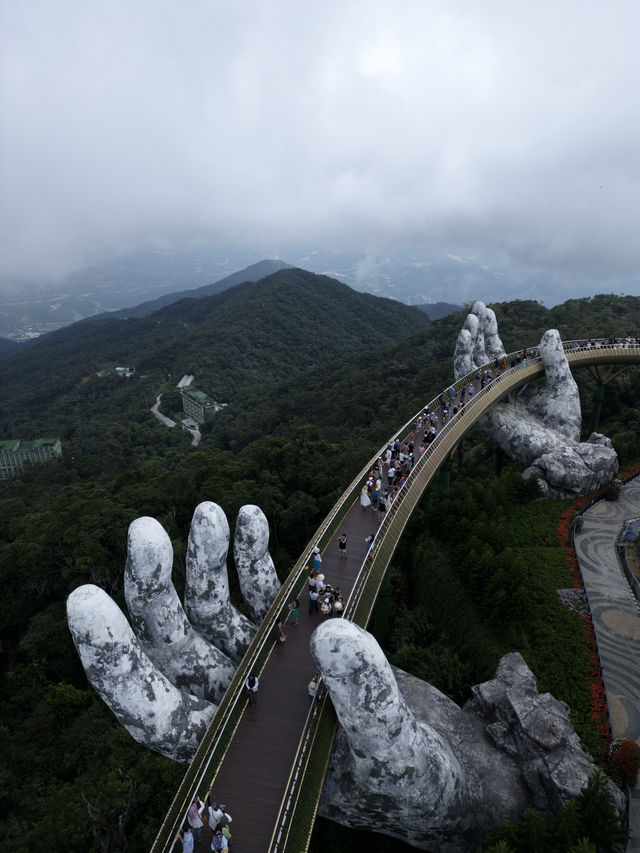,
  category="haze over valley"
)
[2,1,639,342]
